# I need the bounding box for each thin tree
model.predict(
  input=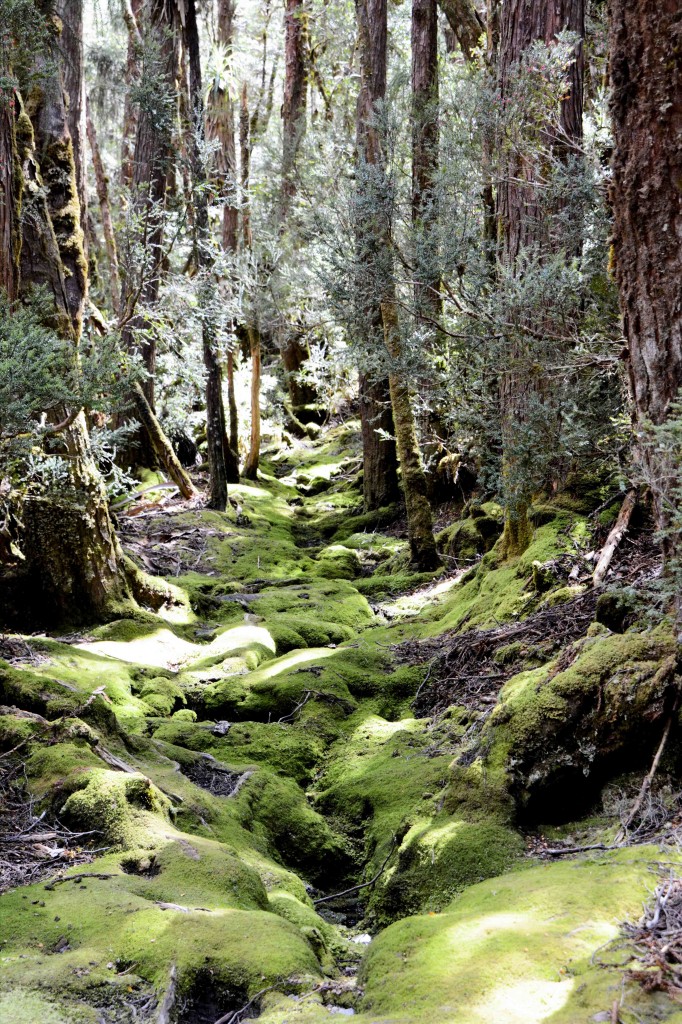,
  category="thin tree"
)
[240,81,261,481]
[183,0,234,509]
[86,94,122,313]
[355,0,400,513]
